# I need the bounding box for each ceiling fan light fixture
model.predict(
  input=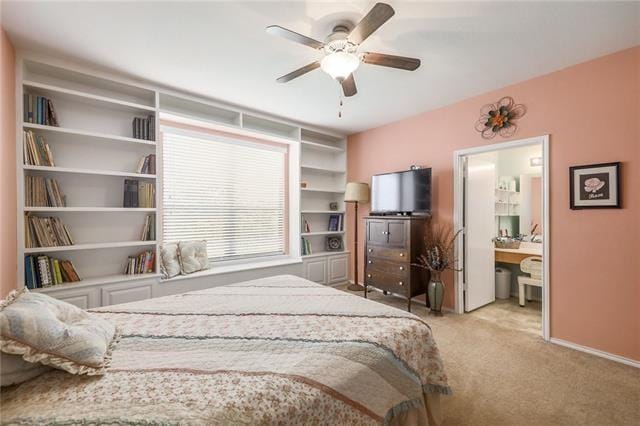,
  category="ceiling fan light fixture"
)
[320,52,360,81]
